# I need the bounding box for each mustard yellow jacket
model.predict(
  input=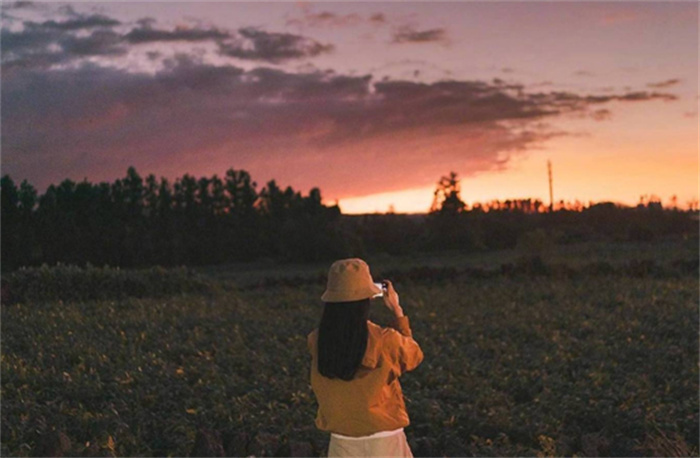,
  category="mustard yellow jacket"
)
[307,316,424,437]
